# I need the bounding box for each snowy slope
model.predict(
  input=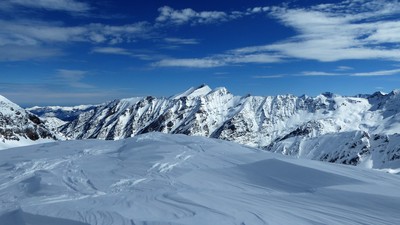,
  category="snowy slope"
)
[0,95,56,150]
[41,116,67,131]
[267,131,400,170]
[0,133,399,225]
[59,85,400,168]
